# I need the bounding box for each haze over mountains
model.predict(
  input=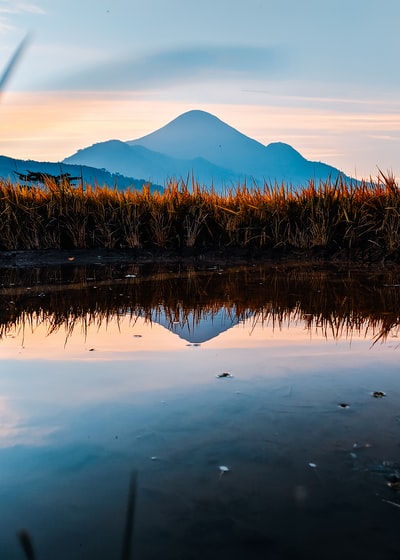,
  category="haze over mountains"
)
[64,110,350,190]
[0,110,351,191]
